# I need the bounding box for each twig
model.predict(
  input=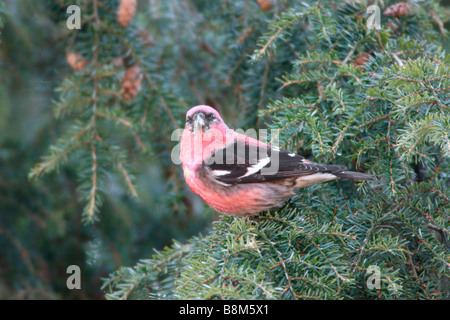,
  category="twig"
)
[87,141,98,220]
